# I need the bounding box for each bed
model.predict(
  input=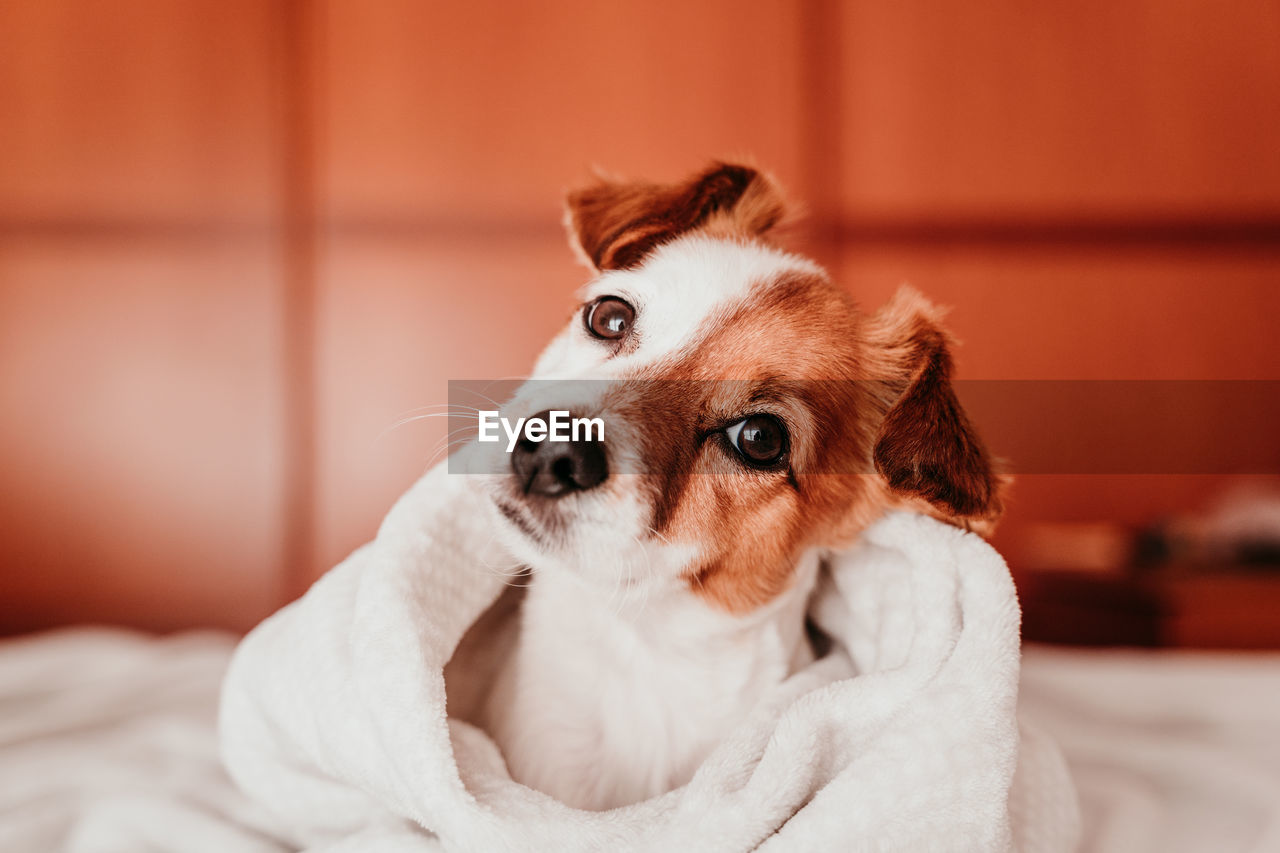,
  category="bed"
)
[1,628,1277,852]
